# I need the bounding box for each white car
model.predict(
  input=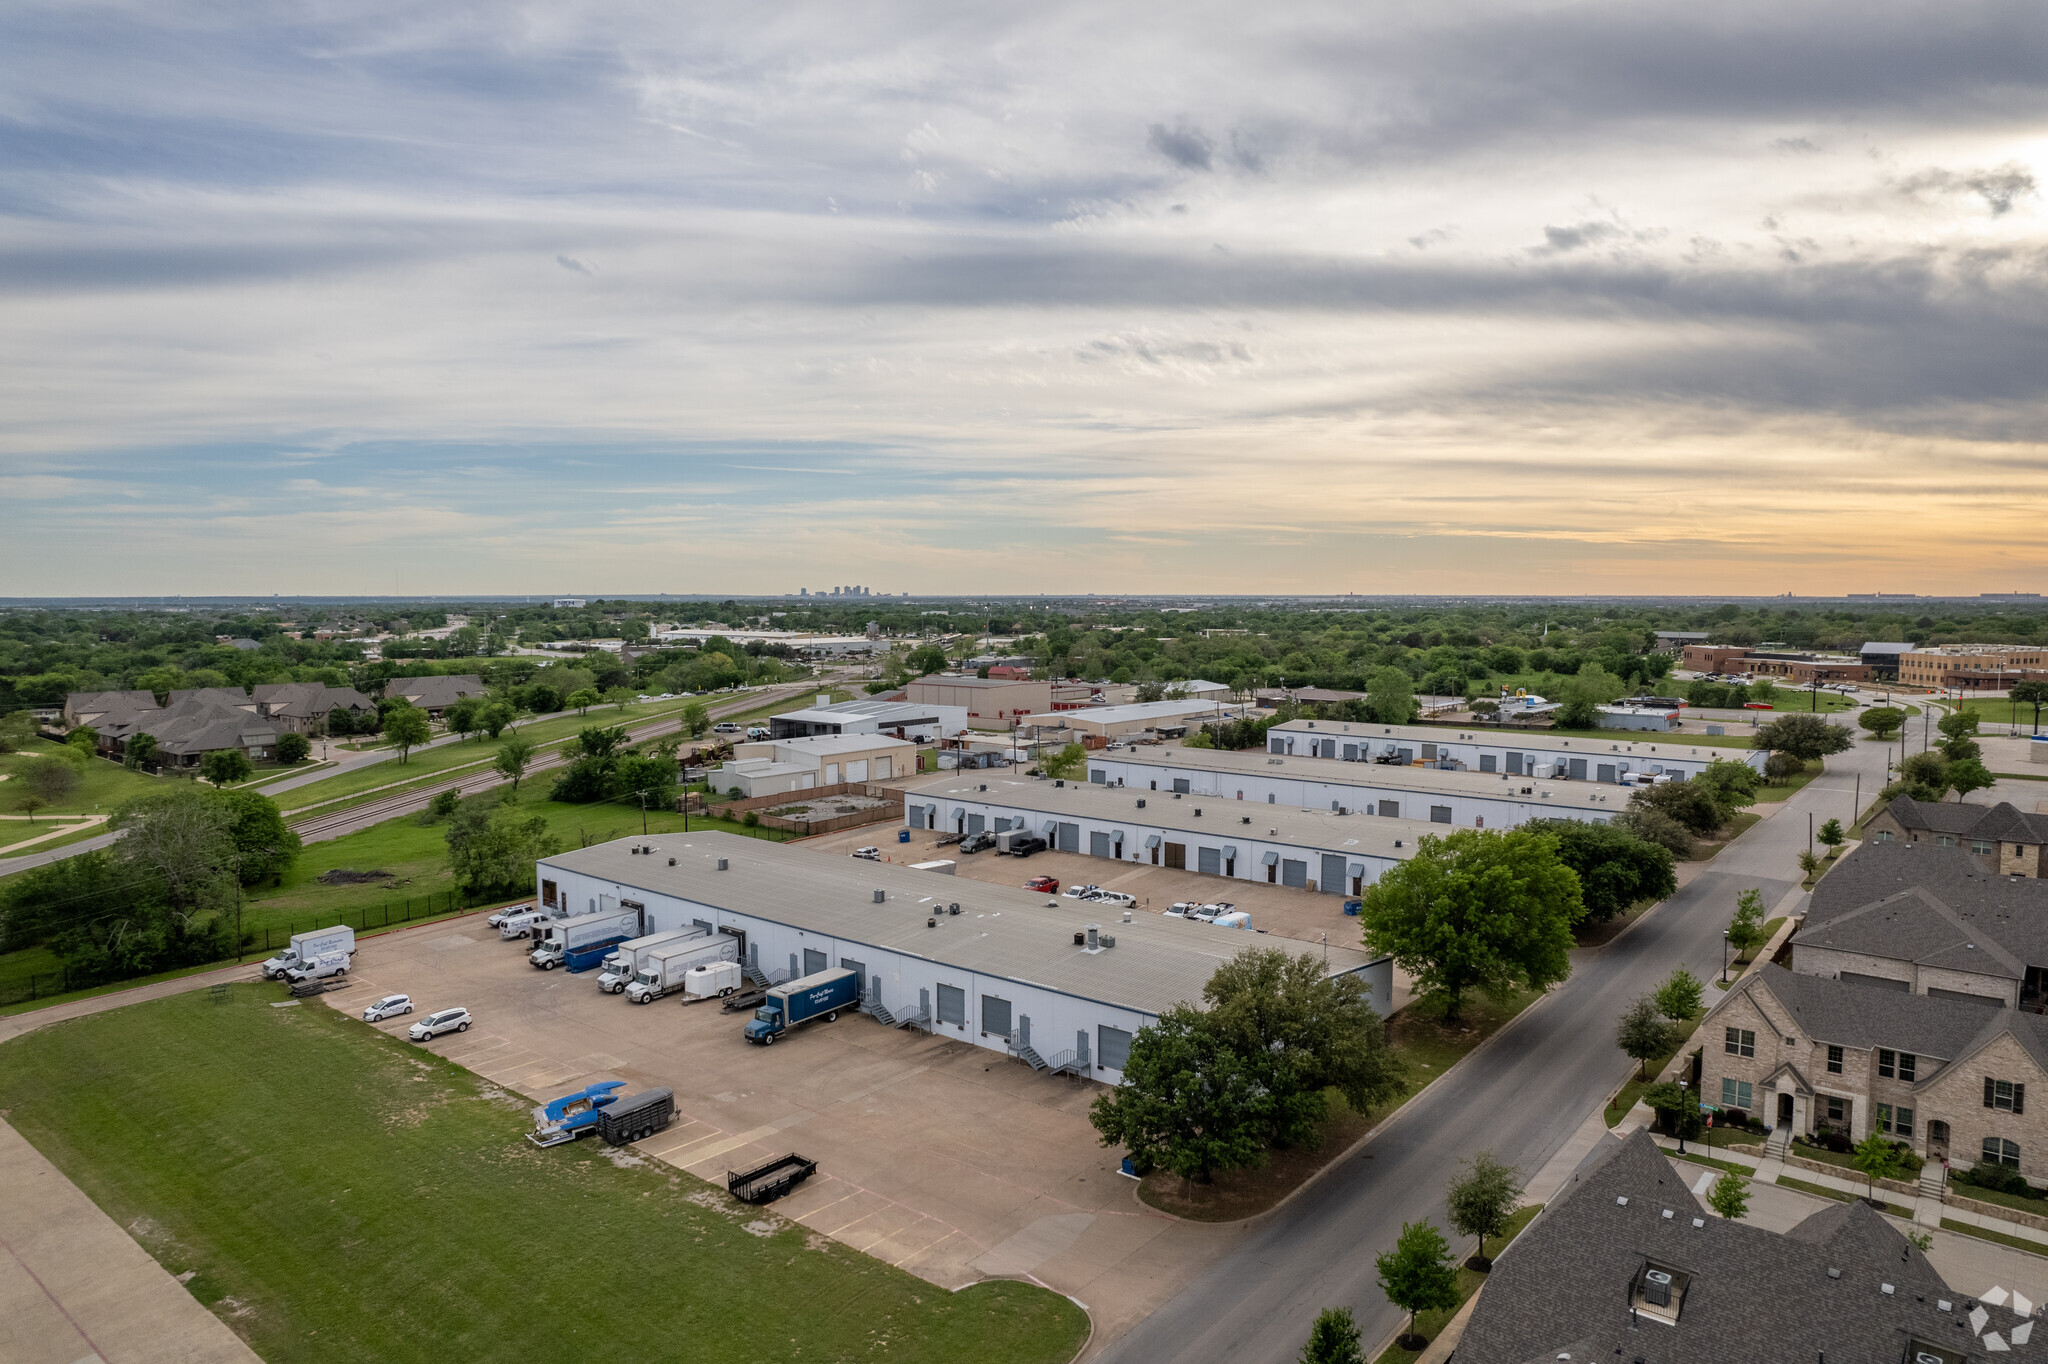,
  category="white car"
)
[409,1007,472,1042]
[1166,901,1239,920]
[850,846,881,861]
[486,903,535,929]
[1090,890,1138,909]
[1062,885,1102,900]
[361,993,414,1022]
